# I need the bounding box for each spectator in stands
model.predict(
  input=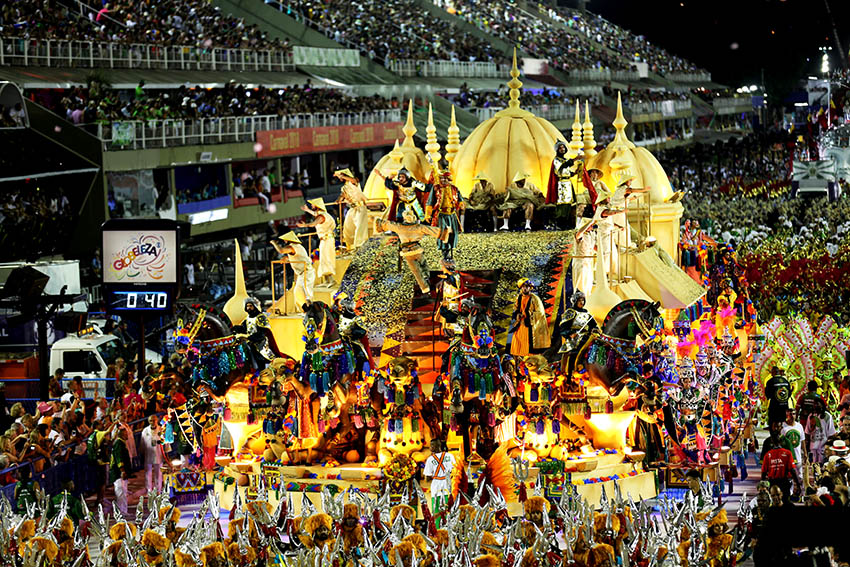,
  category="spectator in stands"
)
[141,415,165,492]
[1,0,291,52]
[49,369,65,398]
